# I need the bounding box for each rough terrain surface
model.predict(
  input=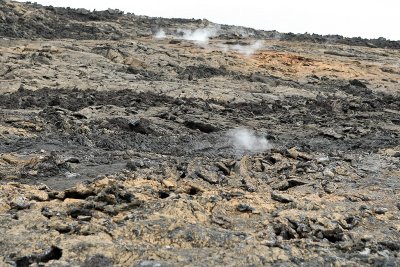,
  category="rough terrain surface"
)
[0,1,400,266]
